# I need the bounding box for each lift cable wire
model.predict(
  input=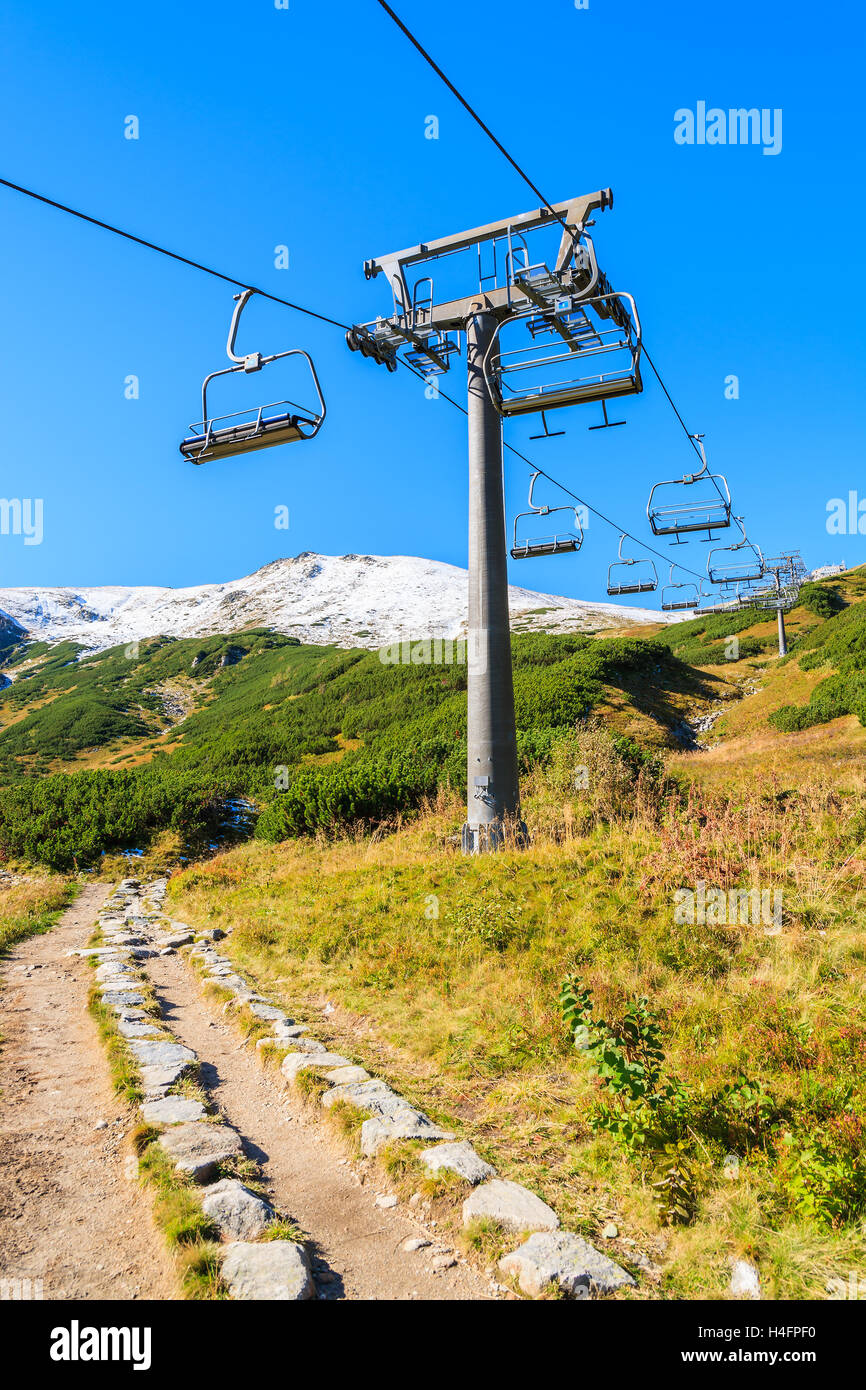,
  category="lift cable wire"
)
[0,175,351,332]
[373,1,570,236]
[373,2,706,466]
[396,352,709,585]
[0,171,707,583]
